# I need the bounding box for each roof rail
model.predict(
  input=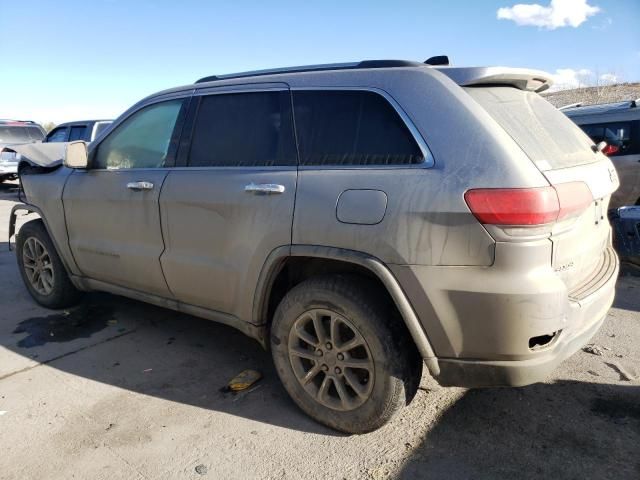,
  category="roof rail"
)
[195,60,426,84]
[558,102,582,110]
